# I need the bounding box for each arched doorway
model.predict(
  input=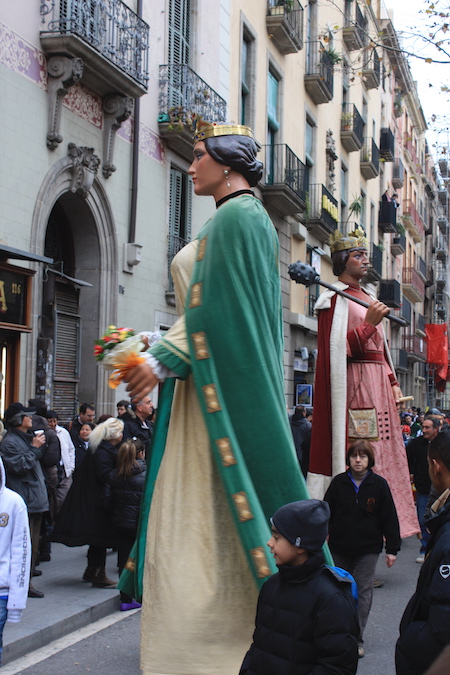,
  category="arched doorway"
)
[29,153,118,421]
